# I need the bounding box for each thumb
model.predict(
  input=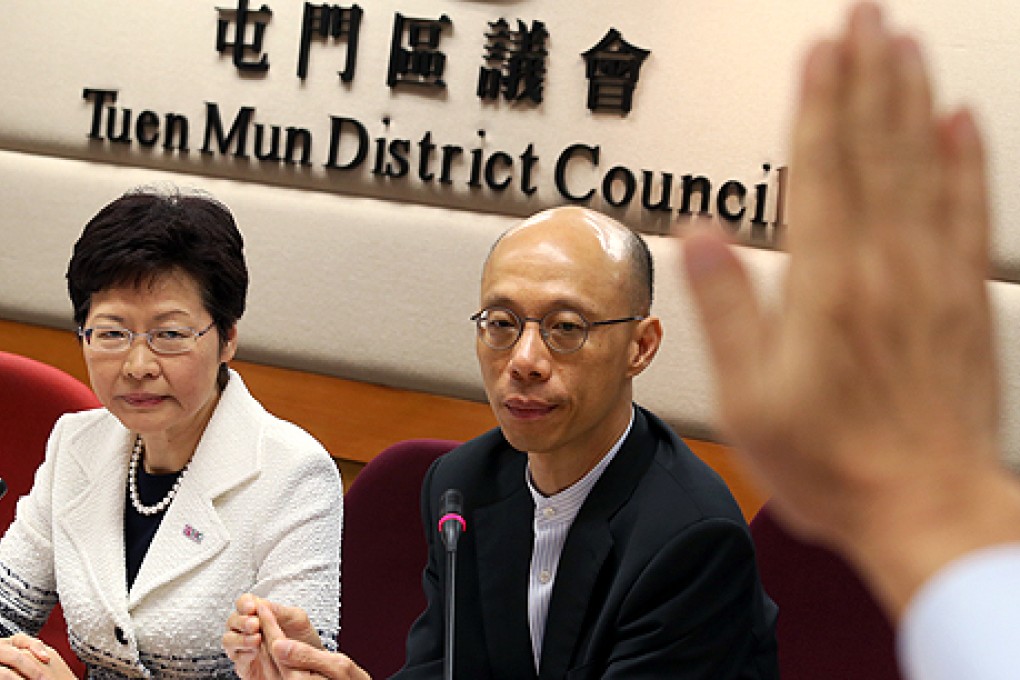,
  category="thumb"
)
[275,640,370,679]
[256,600,288,650]
[680,230,763,400]
[268,601,310,630]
